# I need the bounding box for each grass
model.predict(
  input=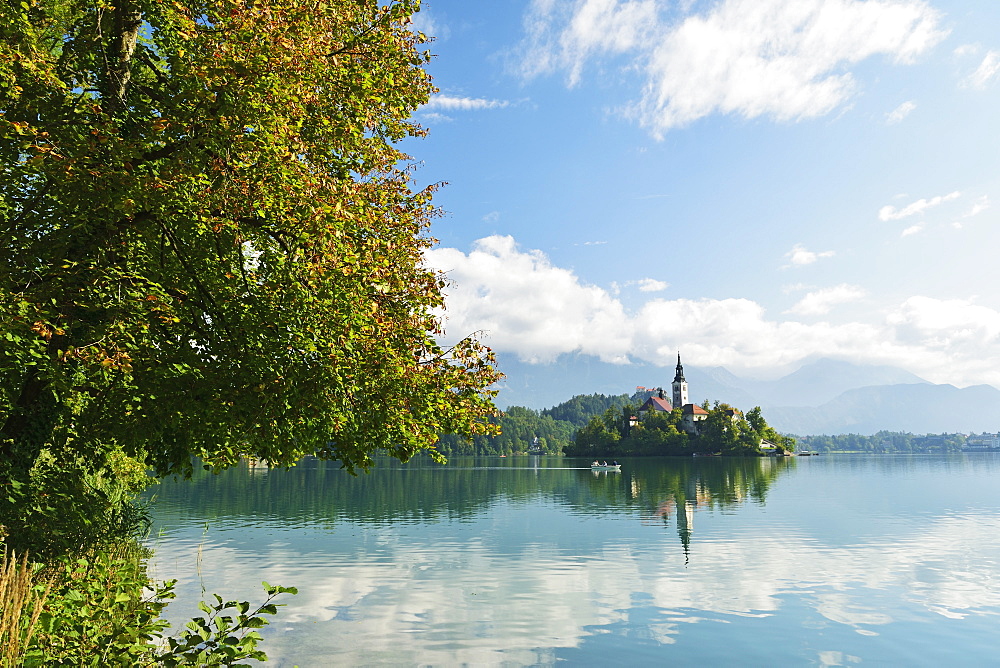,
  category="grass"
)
[0,548,51,668]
